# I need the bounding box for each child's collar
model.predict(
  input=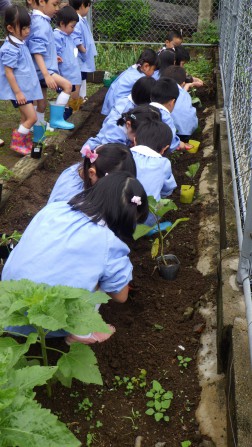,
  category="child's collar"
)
[32,9,51,20]
[131,145,162,158]
[150,102,170,114]
[7,35,24,45]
